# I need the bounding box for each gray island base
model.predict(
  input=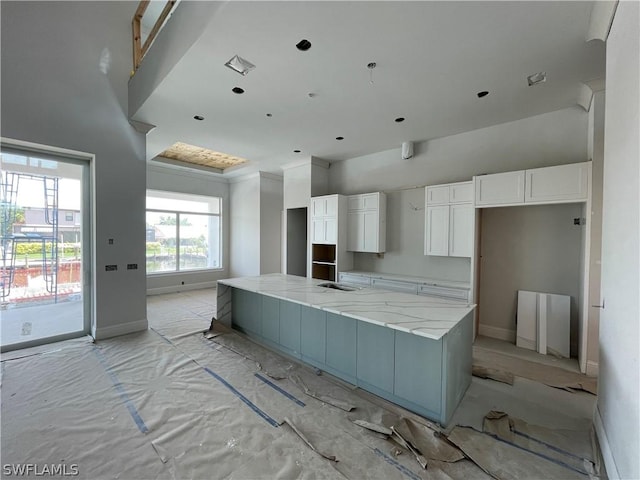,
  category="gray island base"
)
[217,274,475,426]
